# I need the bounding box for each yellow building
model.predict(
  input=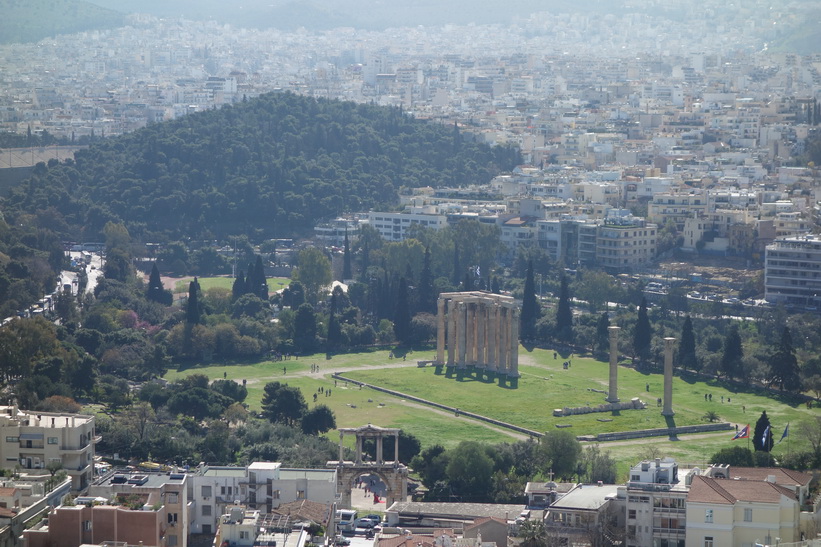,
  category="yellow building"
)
[685,475,800,547]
